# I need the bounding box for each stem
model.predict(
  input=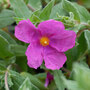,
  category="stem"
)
[77,28,90,38]
[27,4,35,12]
[6,0,10,8]
[77,49,88,62]
[81,23,90,26]
[5,65,11,90]
[61,67,71,74]
[61,67,71,76]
